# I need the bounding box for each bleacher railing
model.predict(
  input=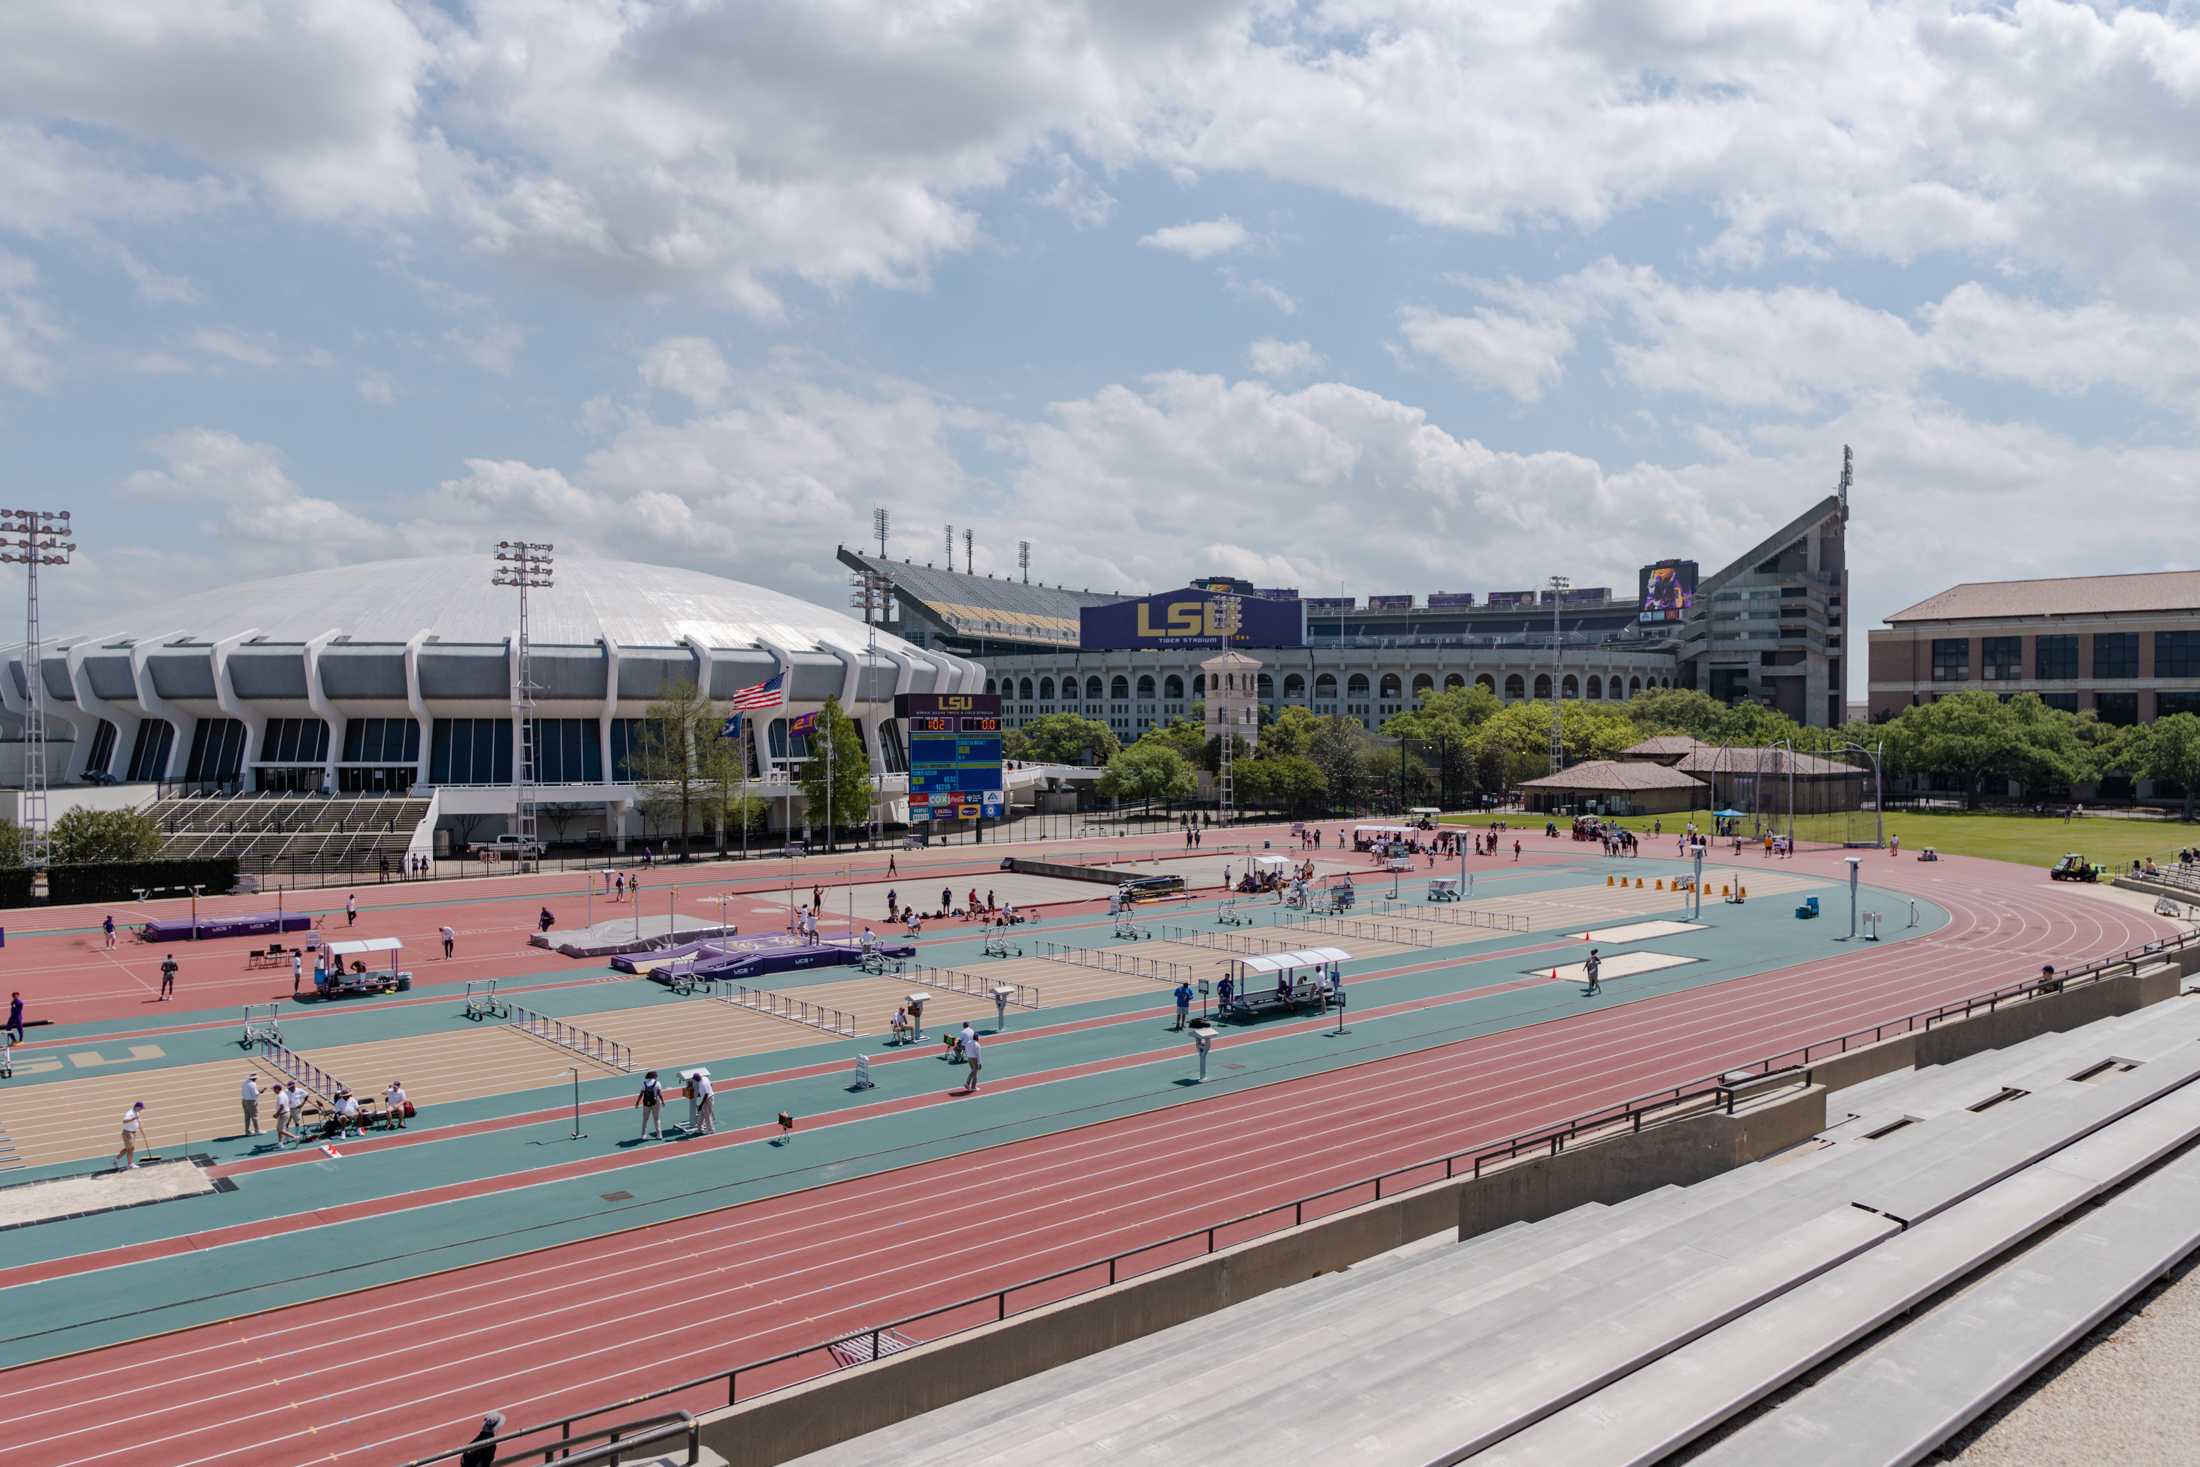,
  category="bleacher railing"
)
[720,984,860,1039]
[909,963,1038,1010]
[505,1004,633,1072]
[458,927,2200,1445]
[256,1035,341,1101]
[1271,911,1437,948]
[1034,939,1187,984]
